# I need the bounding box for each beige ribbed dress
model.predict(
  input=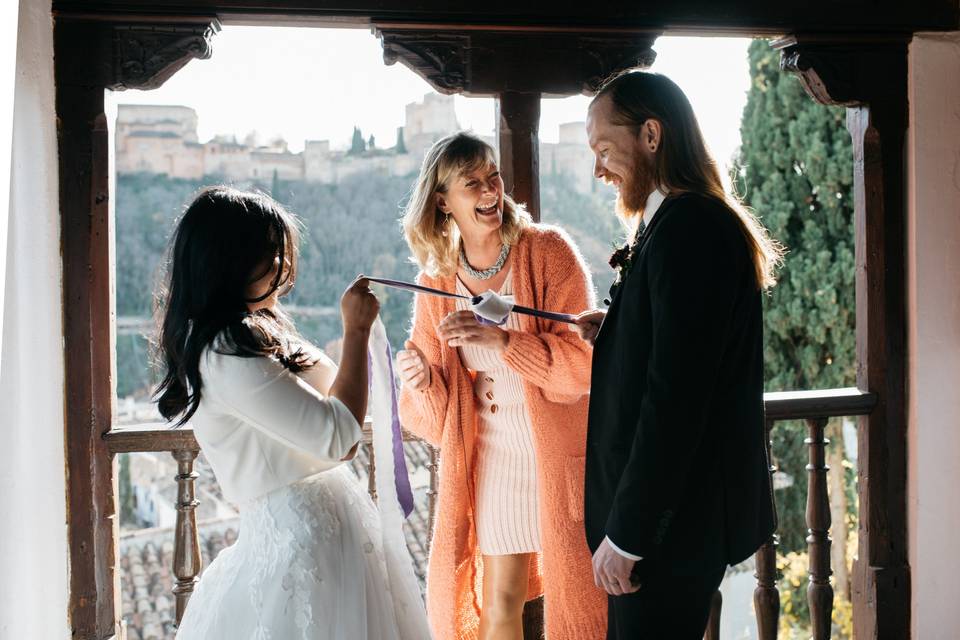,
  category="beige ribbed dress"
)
[455,271,542,556]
